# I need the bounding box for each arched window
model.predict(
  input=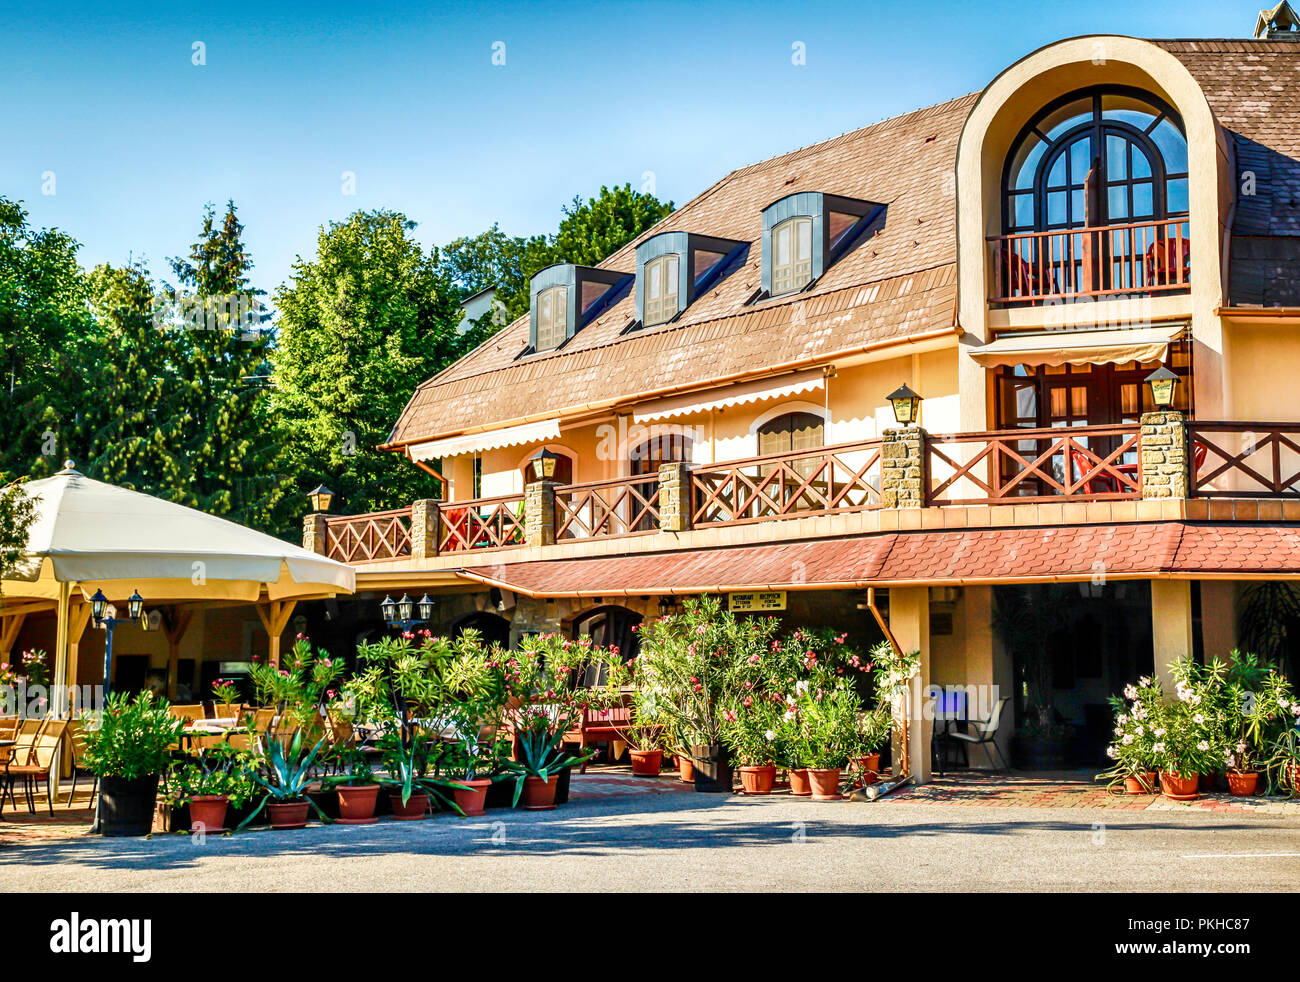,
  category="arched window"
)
[771,217,813,295]
[629,432,692,531]
[1003,87,1188,235]
[643,254,679,326]
[758,410,824,480]
[535,285,568,350]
